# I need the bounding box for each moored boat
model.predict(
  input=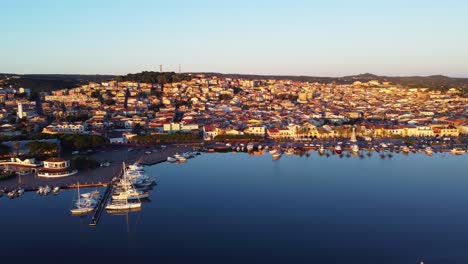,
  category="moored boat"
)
[335,145,342,155]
